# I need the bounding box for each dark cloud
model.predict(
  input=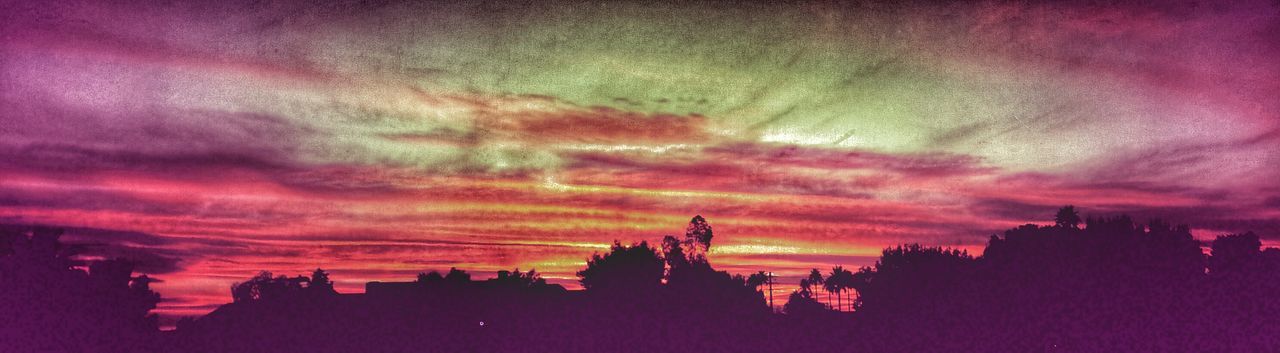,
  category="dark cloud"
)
[269,167,410,197]
[0,143,291,175]
[1264,196,1280,209]
[0,102,309,178]
[1075,125,1280,189]
[81,243,185,274]
[0,223,188,274]
[968,197,1056,224]
[0,186,187,216]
